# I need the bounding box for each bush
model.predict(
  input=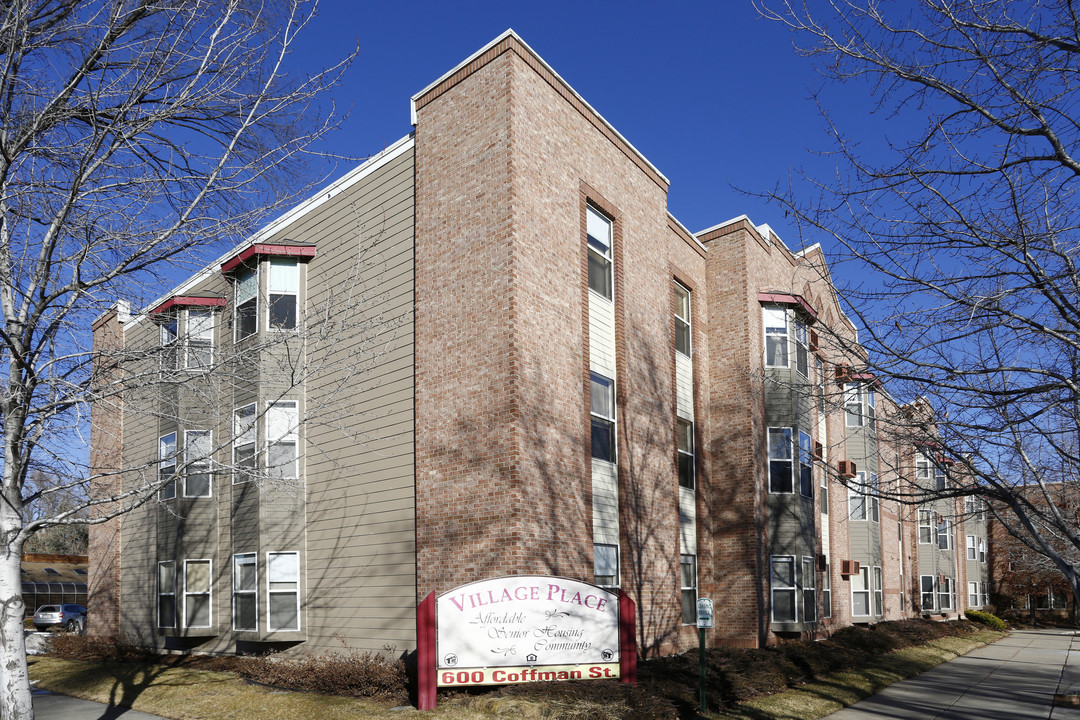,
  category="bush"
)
[235,648,408,703]
[49,634,158,664]
[966,610,1007,630]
